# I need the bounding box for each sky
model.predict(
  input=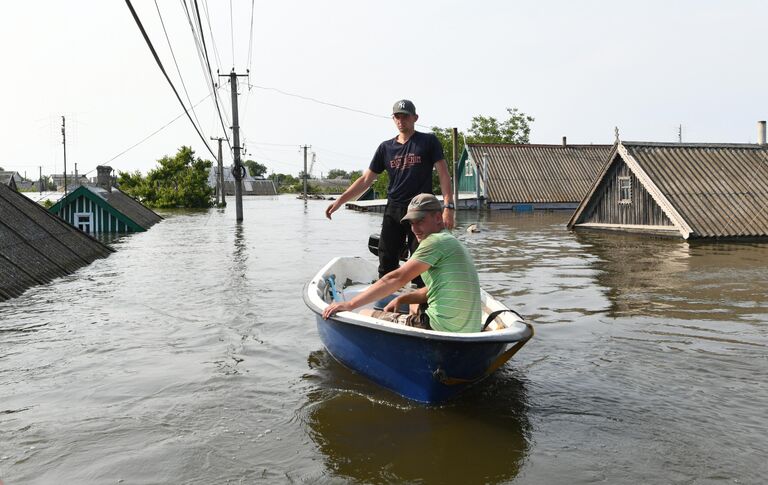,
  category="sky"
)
[1,0,766,180]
